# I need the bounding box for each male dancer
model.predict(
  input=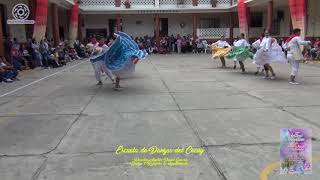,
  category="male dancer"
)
[283,28,311,85]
